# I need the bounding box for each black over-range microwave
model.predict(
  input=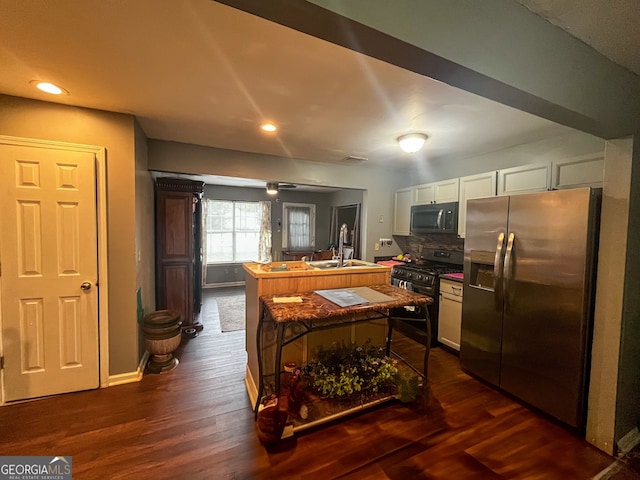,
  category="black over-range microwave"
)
[410,202,458,235]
